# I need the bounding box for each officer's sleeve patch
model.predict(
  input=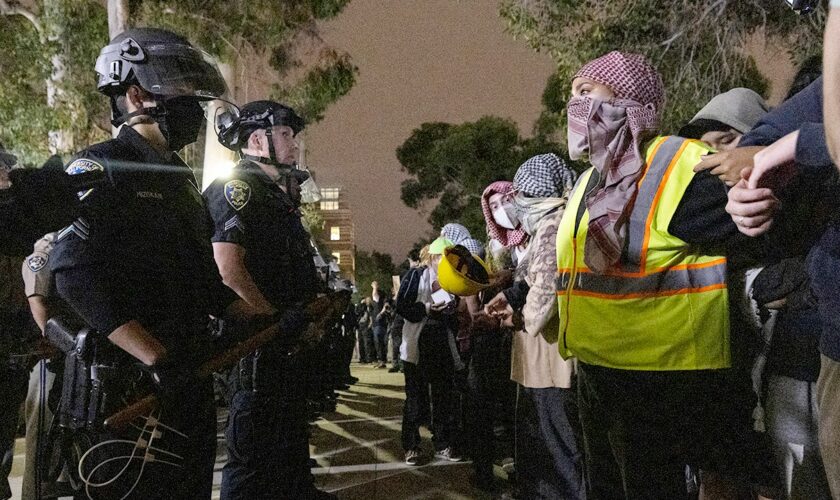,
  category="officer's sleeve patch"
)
[65,158,105,200]
[224,180,251,211]
[26,252,49,273]
[224,215,245,233]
